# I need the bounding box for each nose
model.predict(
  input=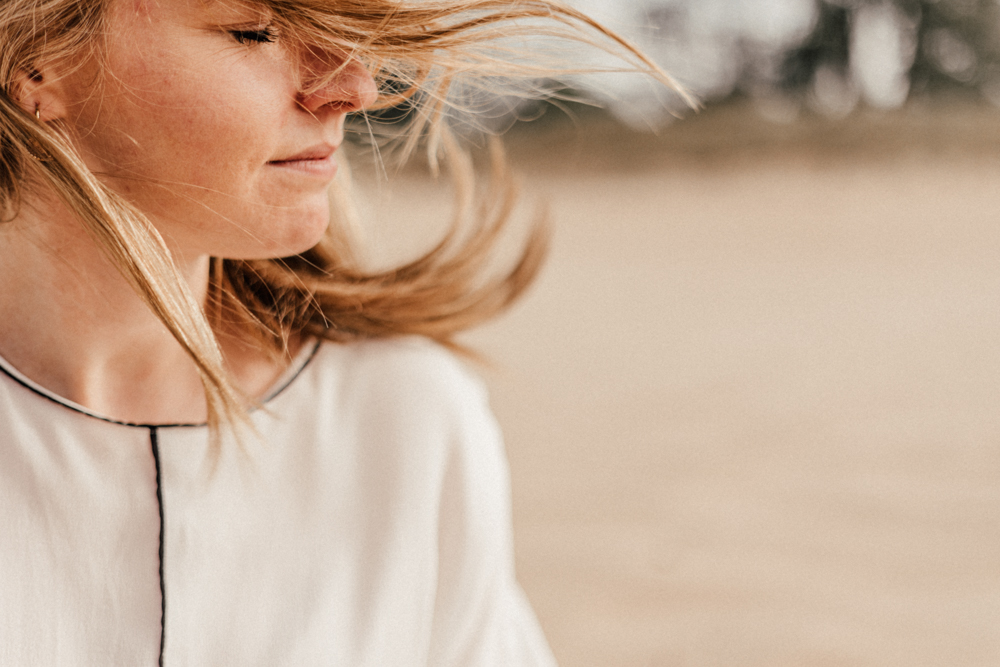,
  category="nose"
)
[298,52,379,115]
